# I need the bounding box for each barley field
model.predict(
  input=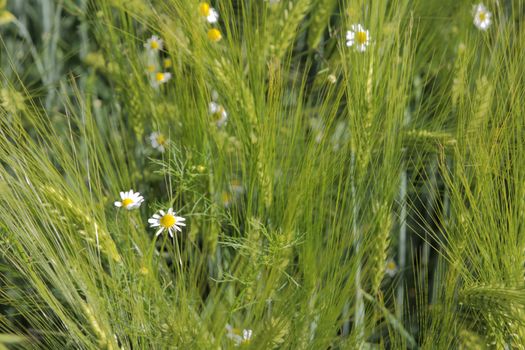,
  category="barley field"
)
[0,0,524,349]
